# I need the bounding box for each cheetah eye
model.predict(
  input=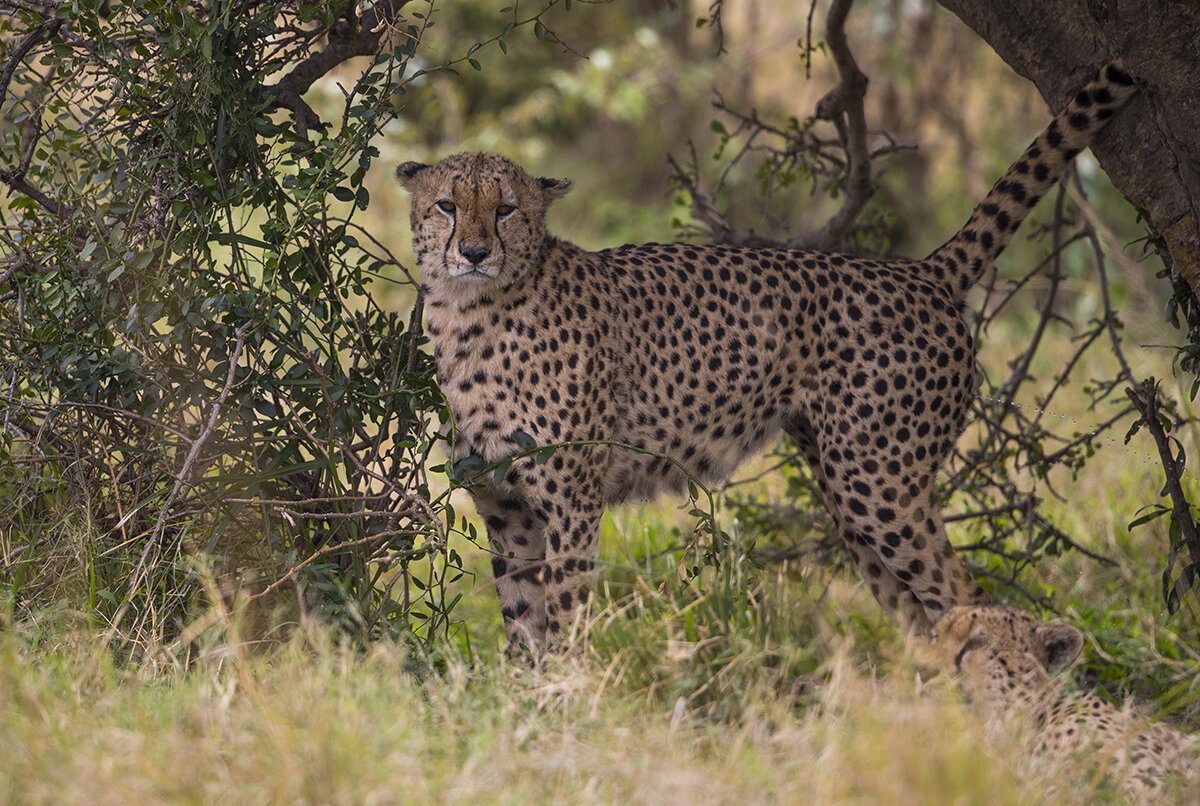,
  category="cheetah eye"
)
[495,203,516,218]
[435,200,456,214]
